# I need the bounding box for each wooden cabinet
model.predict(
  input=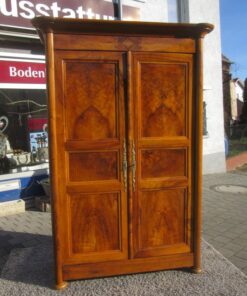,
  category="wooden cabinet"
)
[32,17,213,289]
